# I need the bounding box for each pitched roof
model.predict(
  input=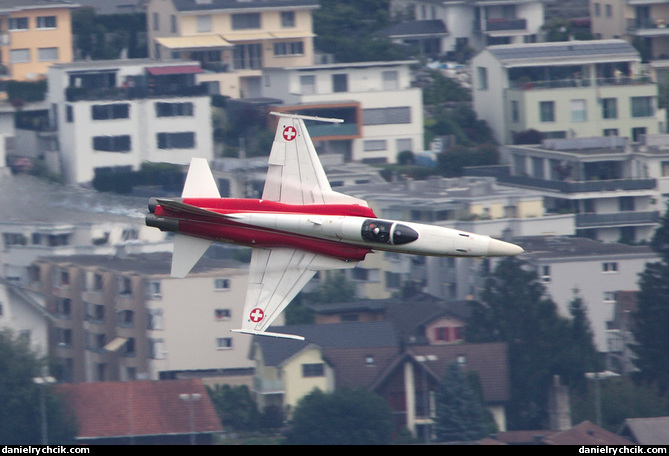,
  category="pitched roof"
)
[55,379,223,440]
[543,421,634,445]
[376,20,448,38]
[322,346,401,389]
[620,416,669,445]
[171,0,319,12]
[254,321,399,367]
